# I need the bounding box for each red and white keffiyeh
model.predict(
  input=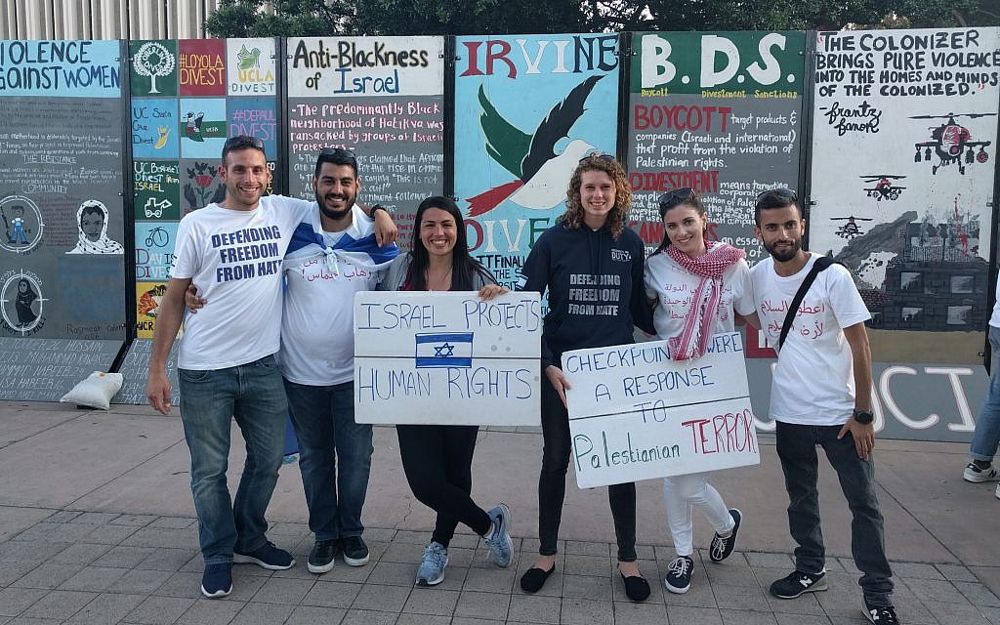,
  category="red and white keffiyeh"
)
[665,241,745,360]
